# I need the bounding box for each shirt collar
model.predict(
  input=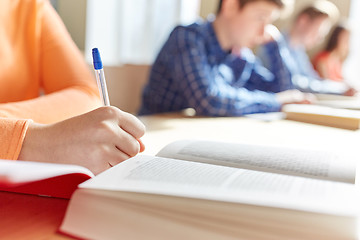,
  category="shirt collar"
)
[283,31,306,52]
[205,21,230,62]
